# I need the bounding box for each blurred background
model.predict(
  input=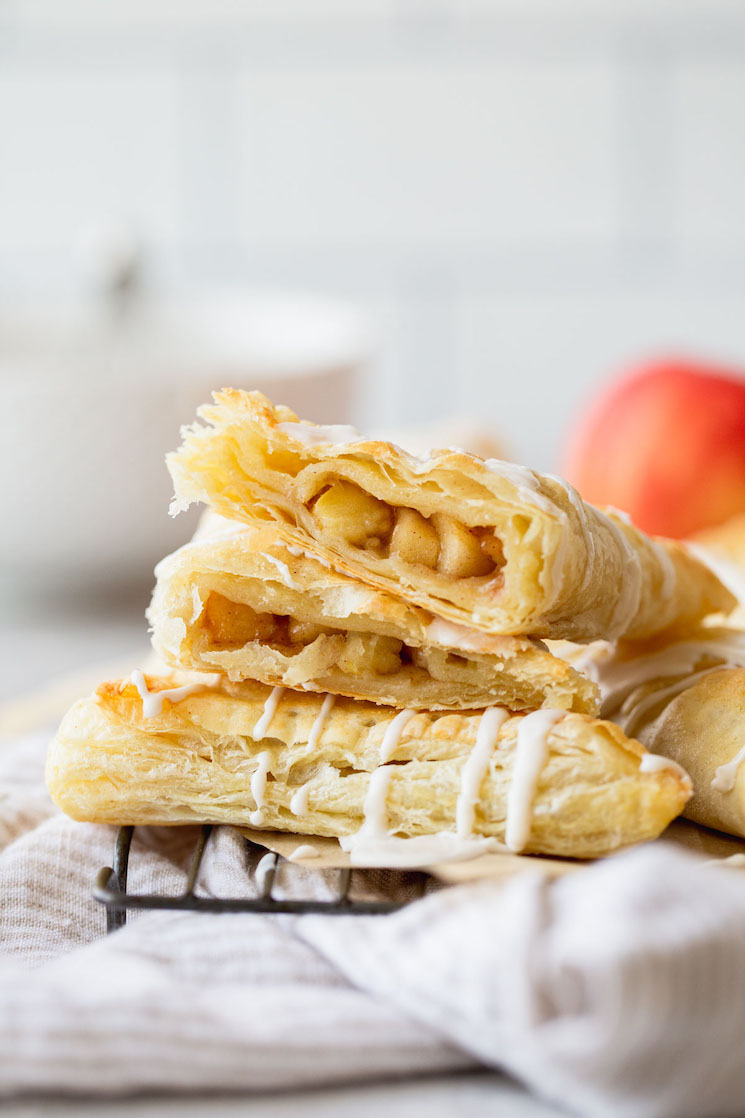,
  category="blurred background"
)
[4,0,745,707]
